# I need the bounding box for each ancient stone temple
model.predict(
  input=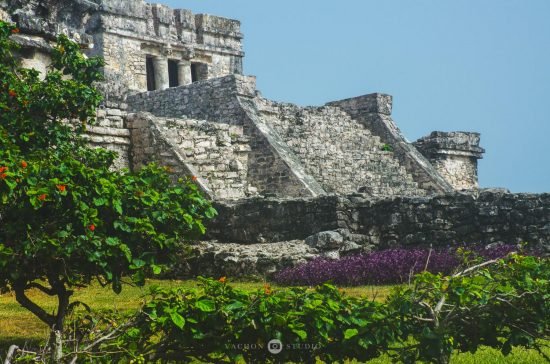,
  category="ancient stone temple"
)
[0,0,485,199]
[3,0,548,276]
